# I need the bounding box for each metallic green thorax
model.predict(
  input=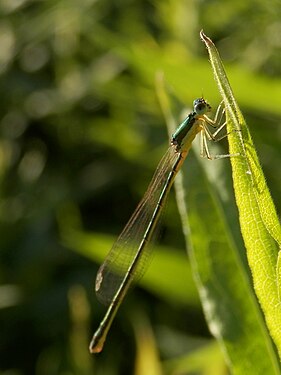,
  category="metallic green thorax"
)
[171,113,197,151]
